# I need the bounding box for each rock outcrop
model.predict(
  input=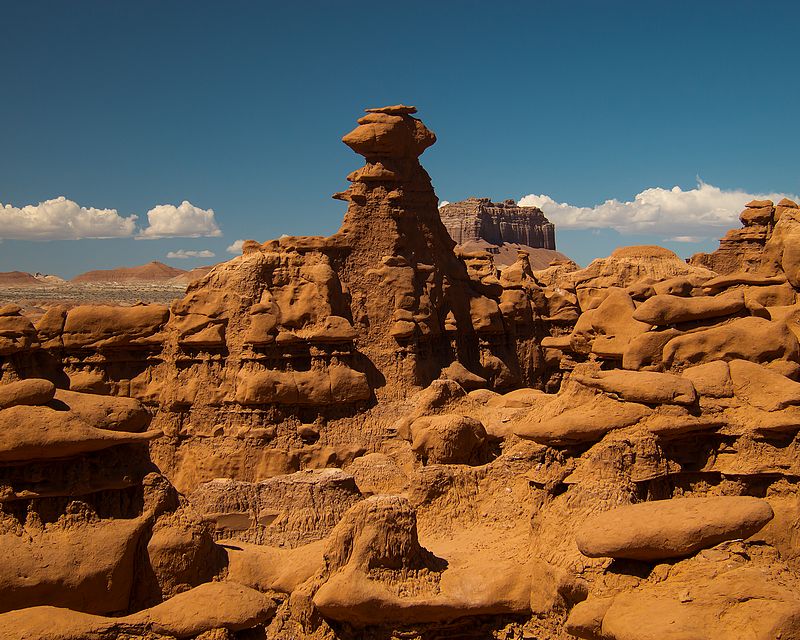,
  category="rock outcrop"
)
[440,197,556,248]
[4,106,800,639]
